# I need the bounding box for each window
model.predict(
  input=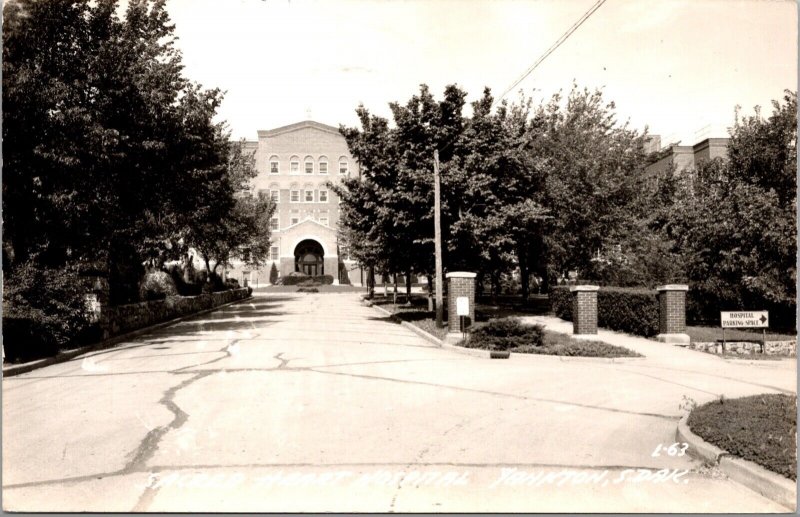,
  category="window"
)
[319,156,328,174]
[339,157,349,175]
[319,217,329,226]
[304,156,314,174]
[270,216,279,231]
[290,190,300,202]
[257,189,268,200]
[269,156,279,174]
[270,190,279,203]
[290,214,300,225]
[290,156,300,174]
[270,246,279,261]
[318,189,328,203]
[304,190,314,203]
[242,248,251,263]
